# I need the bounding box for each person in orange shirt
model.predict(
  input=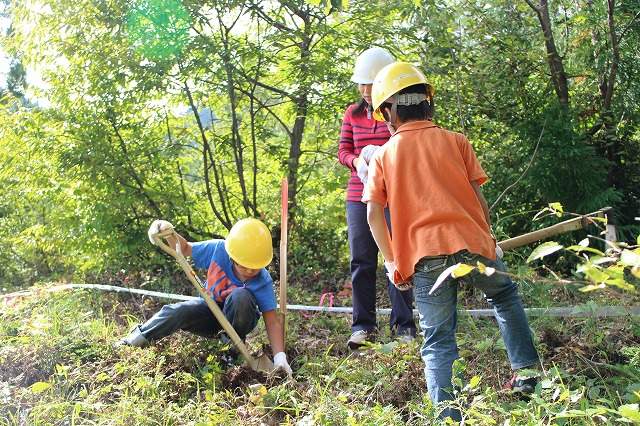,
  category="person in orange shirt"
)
[362,62,540,421]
